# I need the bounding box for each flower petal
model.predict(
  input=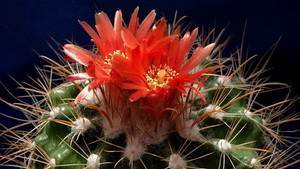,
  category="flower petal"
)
[180,43,215,75]
[129,90,150,102]
[173,28,198,71]
[121,28,140,49]
[128,7,139,35]
[95,12,116,52]
[167,36,180,68]
[168,83,188,97]
[114,10,124,50]
[135,10,156,41]
[79,20,109,56]
[63,44,97,66]
[147,35,177,53]
[180,65,221,79]
[67,73,93,81]
[74,86,89,106]
[88,79,108,90]
[112,56,147,86]
[145,18,168,44]
[87,59,110,79]
[122,83,149,90]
